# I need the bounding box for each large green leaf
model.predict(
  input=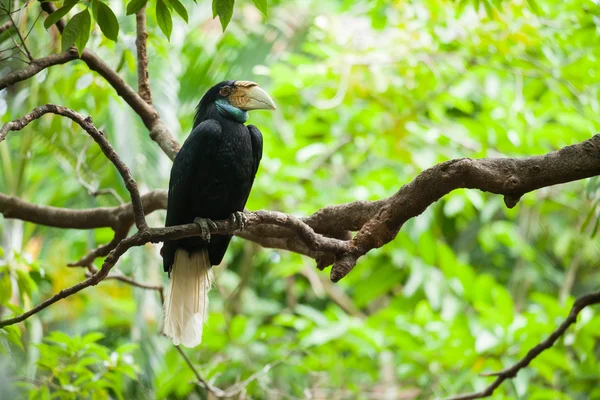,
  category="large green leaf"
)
[166,0,188,23]
[252,0,268,16]
[74,8,91,55]
[212,0,235,31]
[61,9,90,53]
[44,0,79,29]
[125,0,148,15]
[156,0,173,40]
[92,0,119,41]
